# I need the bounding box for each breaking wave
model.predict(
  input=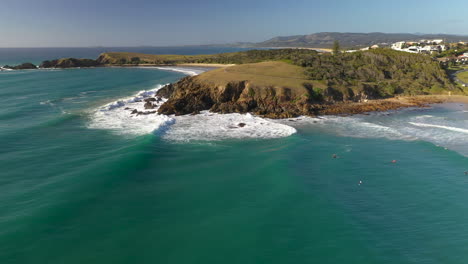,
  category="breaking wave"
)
[87,84,175,136]
[288,103,468,156]
[163,112,297,142]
